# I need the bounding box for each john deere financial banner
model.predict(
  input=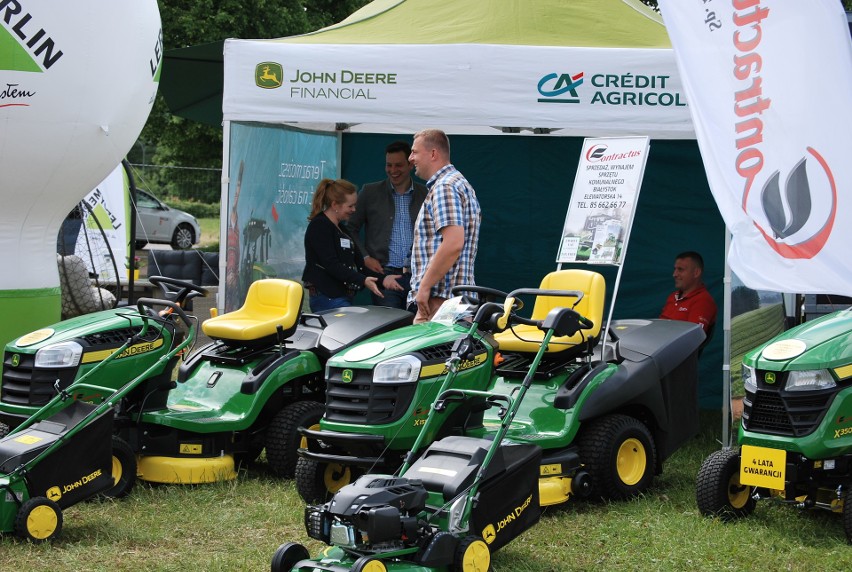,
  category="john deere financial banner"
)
[659,1,852,294]
[223,41,692,137]
[225,123,339,311]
